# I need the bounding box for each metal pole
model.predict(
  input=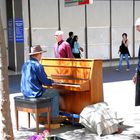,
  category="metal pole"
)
[58,0,61,30]
[133,0,135,58]
[28,0,32,51]
[110,0,112,59]
[85,5,88,58]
